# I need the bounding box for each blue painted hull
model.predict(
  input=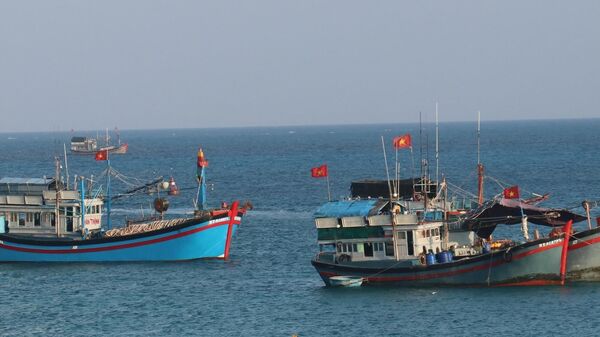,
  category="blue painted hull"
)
[0,215,241,262]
